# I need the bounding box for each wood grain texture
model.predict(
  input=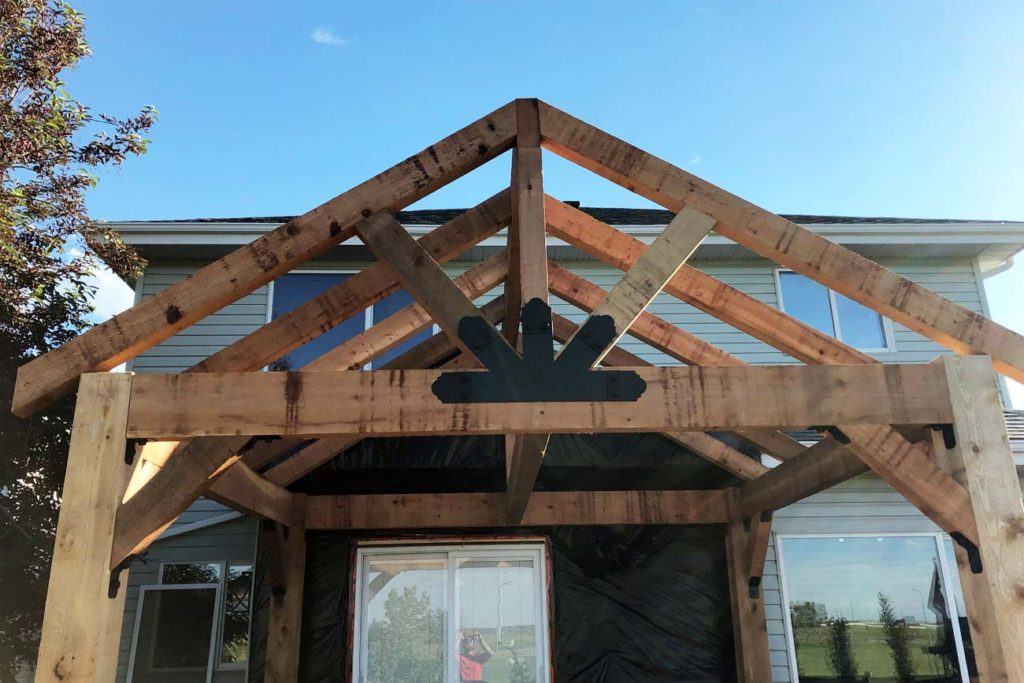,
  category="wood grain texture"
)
[539,100,1024,383]
[264,502,307,683]
[304,489,730,529]
[36,374,133,682]
[725,489,773,682]
[124,364,954,439]
[939,355,1024,680]
[13,103,516,416]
